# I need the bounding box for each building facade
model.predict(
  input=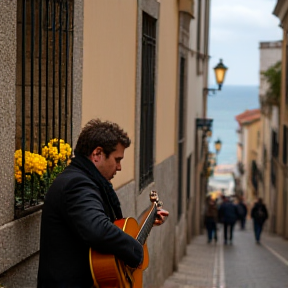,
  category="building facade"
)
[257,41,281,233]
[235,109,261,209]
[273,0,288,239]
[0,0,212,287]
